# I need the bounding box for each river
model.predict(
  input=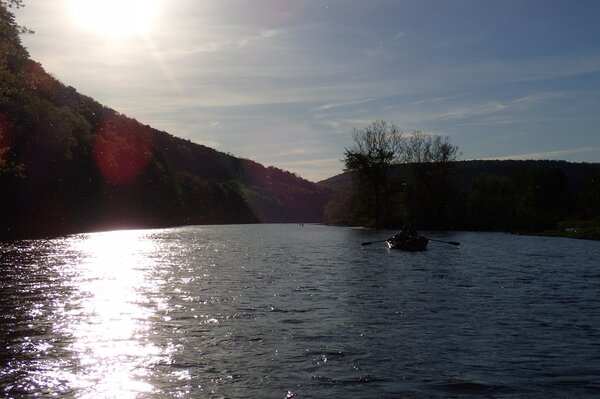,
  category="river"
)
[1,224,600,398]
